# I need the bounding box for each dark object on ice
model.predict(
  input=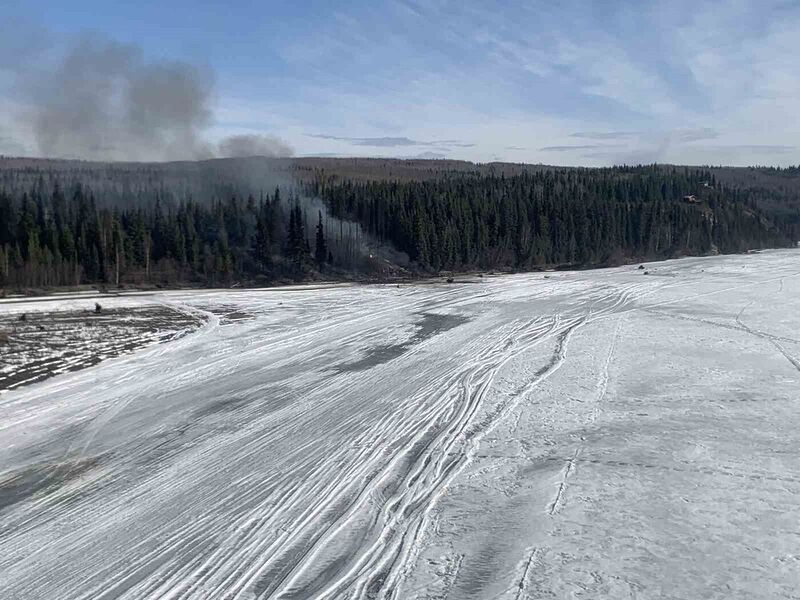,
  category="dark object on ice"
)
[478,273,483,277]
[37,324,45,331]
[644,271,650,275]
[638,265,645,270]
[18,313,27,322]
[95,303,103,313]
[544,275,551,279]
[446,277,454,283]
